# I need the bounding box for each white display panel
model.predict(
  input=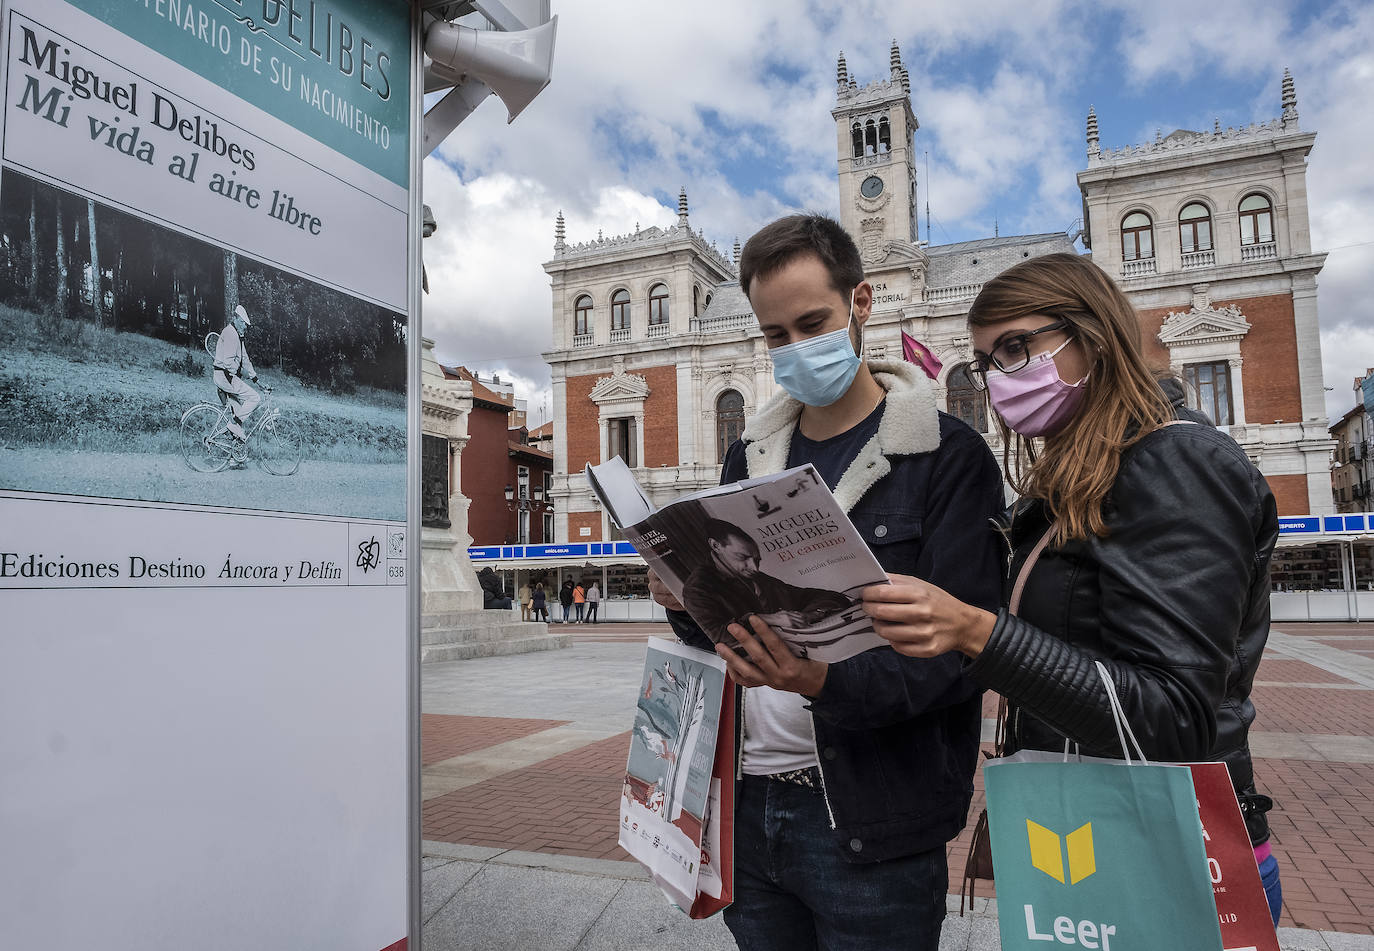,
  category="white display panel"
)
[0,1,416,947]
